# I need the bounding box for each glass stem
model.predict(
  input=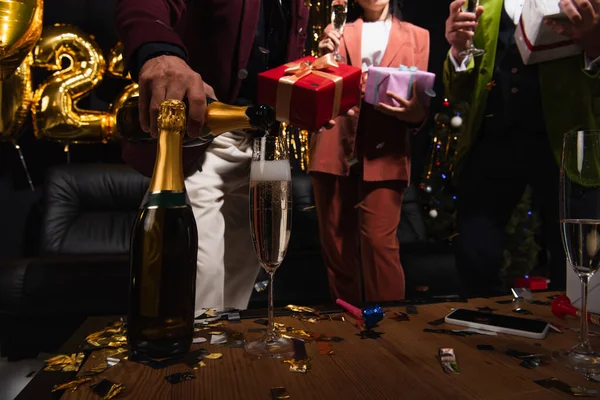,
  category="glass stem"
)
[267,271,276,342]
[579,274,591,350]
